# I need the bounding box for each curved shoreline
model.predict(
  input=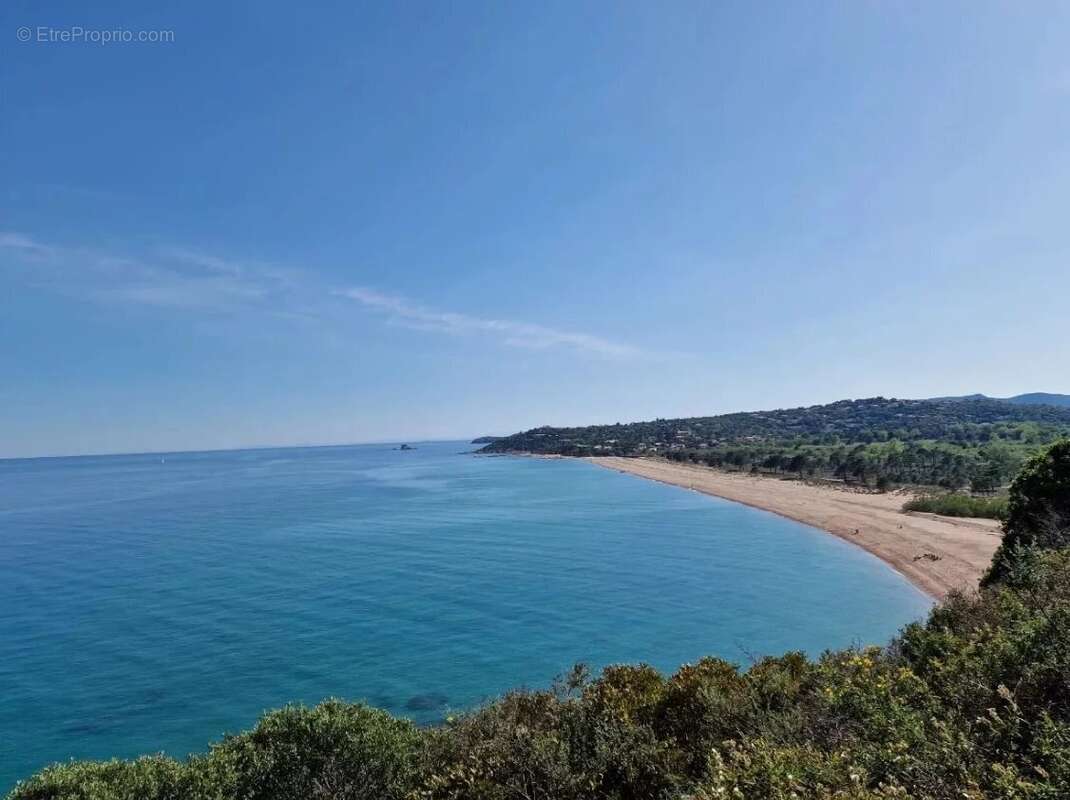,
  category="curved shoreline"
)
[587,457,1002,599]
